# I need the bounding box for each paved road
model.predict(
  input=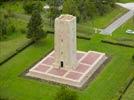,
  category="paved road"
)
[101,10,134,35]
